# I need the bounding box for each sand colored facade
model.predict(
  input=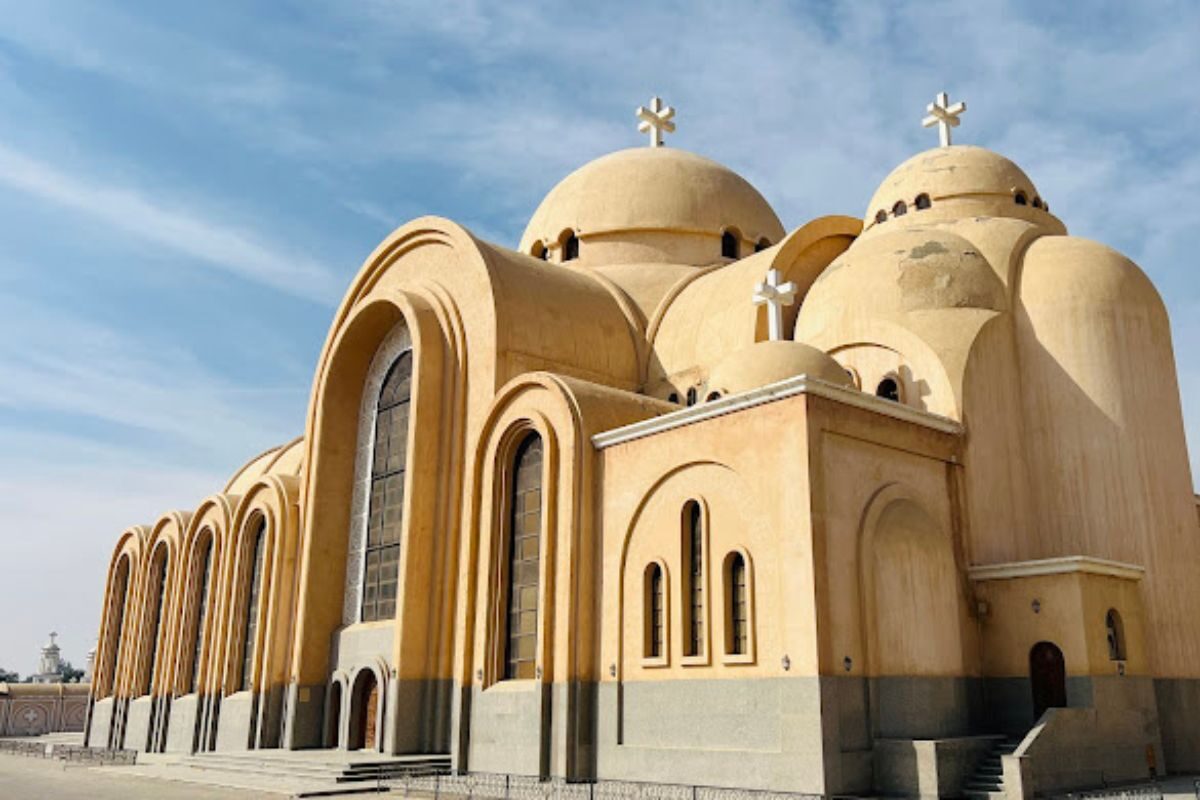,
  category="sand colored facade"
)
[84,116,1200,797]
